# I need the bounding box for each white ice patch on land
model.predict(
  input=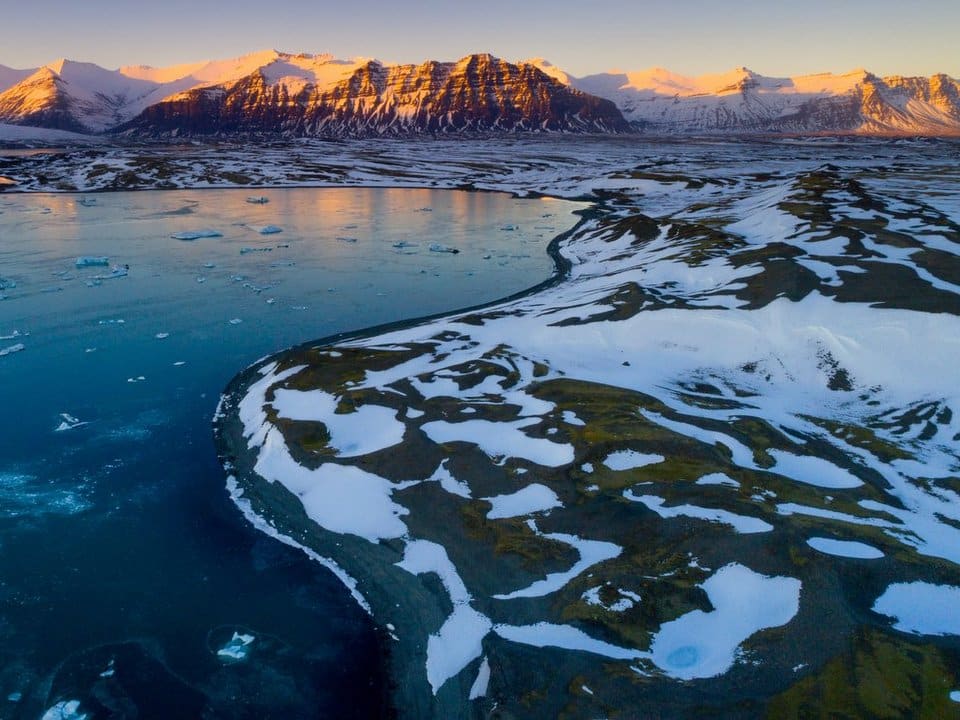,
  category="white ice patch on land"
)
[767,449,862,489]
[495,622,642,660]
[649,563,800,680]
[421,418,574,467]
[603,450,665,471]
[397,540,492,694]
[426,460,471,498]
[872,582,960,636]
[696,472,739,487]
[271,387,405,457]
[254,427,408,542]
[469,657,491,699]
[625,491,773,534]
[806,537,884,559]
[494,527,621,599]
[484,483,561,519]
